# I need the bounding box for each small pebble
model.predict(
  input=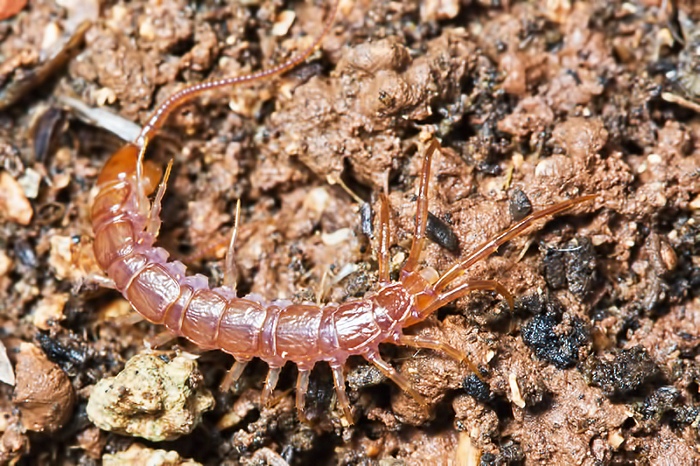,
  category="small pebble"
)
[0,339,14,386]
[32,293,69,330]
[17,168,41,199]
[103,443,202,466]
[420,0,460,21]
[48,235,74,280]
[0,172,33,225]
[271,10,295,36]
[87,353,214,441]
